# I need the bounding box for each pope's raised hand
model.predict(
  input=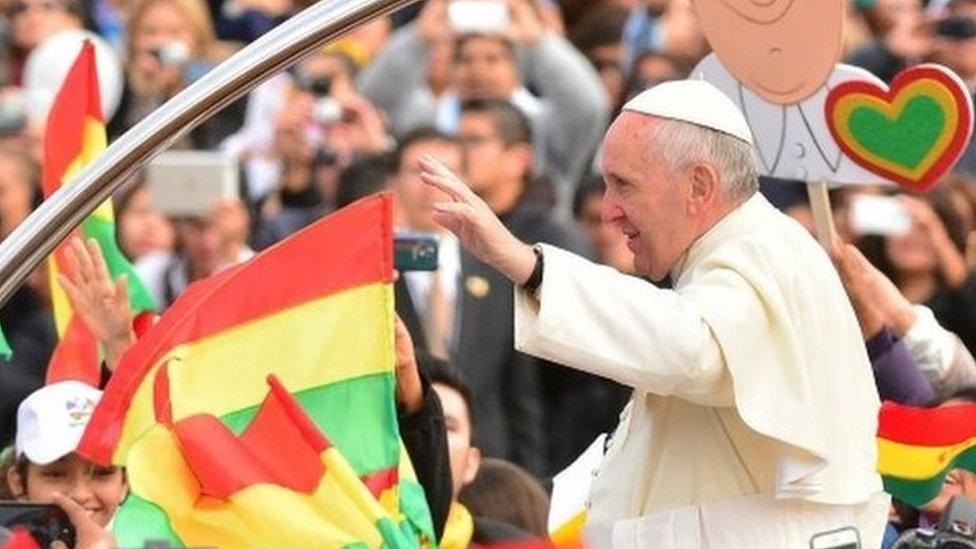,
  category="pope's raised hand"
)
[419,155,536,285]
